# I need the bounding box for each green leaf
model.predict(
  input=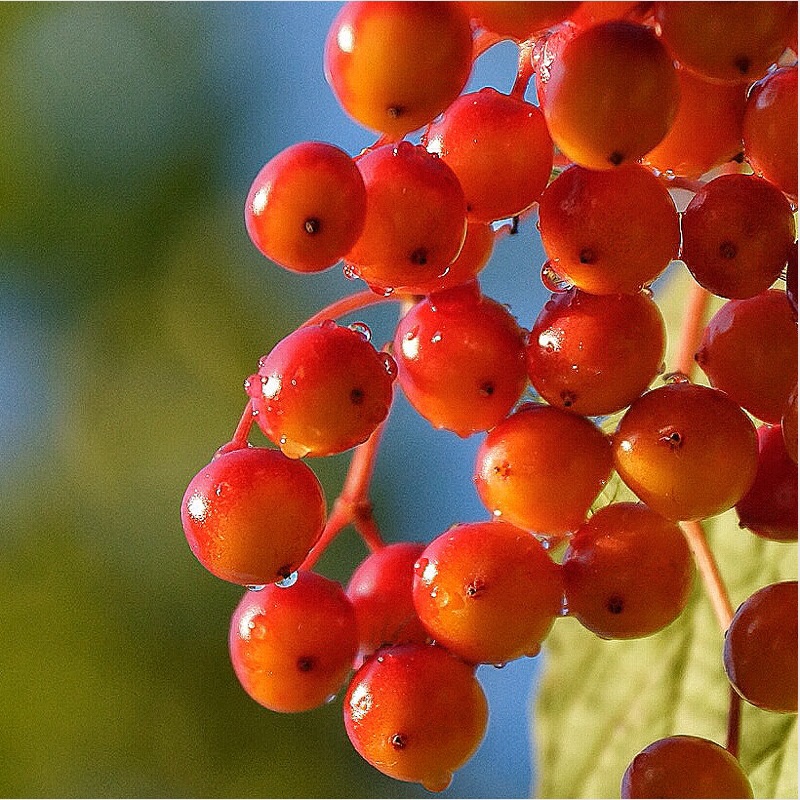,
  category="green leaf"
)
[532,265,798,799]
